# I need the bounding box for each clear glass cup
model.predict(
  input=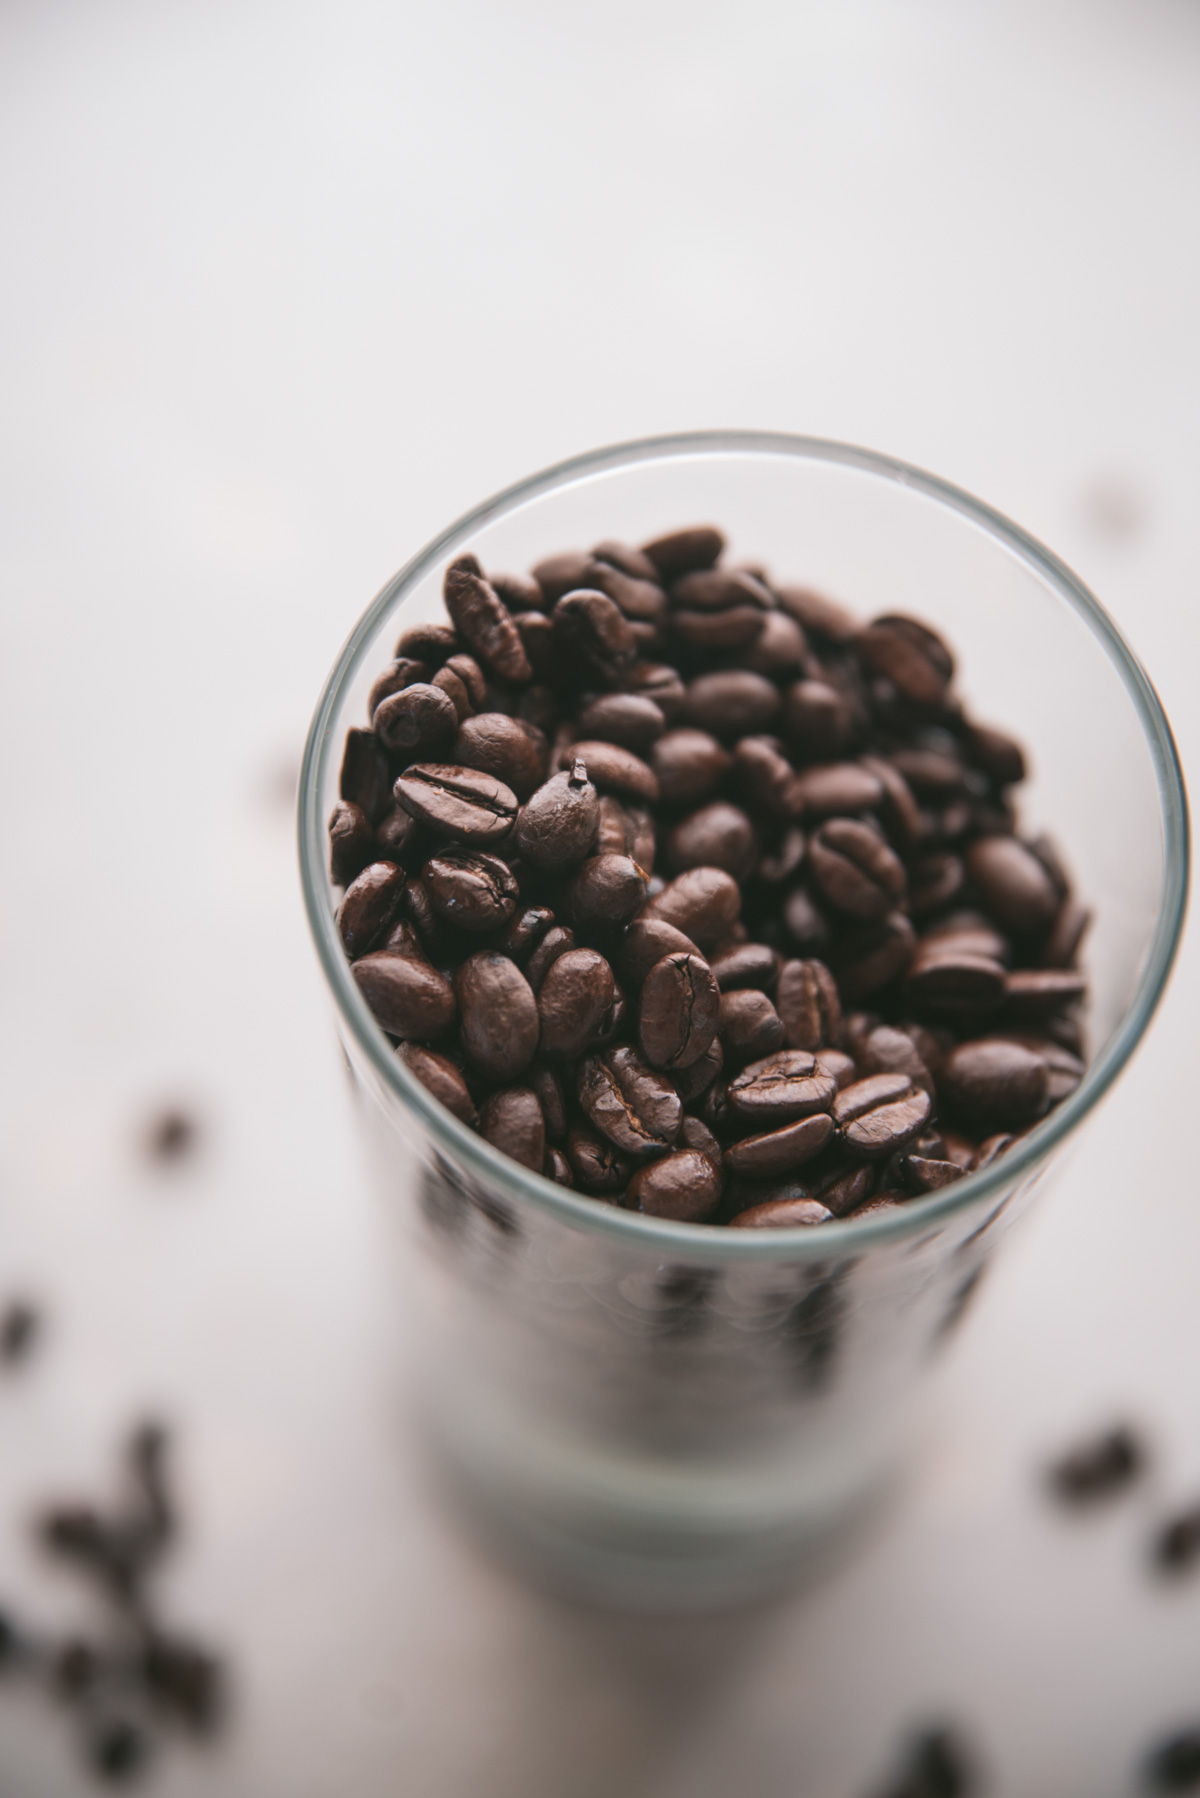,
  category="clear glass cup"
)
[298,433,1188,1610]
